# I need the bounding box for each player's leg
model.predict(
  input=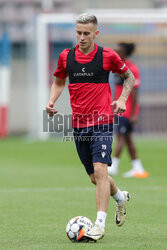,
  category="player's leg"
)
[108,175,130,226]
[85,163,110,241]
[84,163,109,241]
[84,125,113,241]
[125,132,137,160]
[92,124,129,226]
[115,133,126,158]
[87,170,130,241]
[93,162,110,212]
[123,132,149,178]
[108,116,130,176]
[90,173,125,200]
[108,133,126,176]
[90,164,110,219]
[85,124,130,241]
